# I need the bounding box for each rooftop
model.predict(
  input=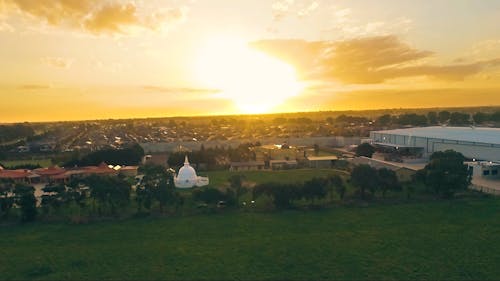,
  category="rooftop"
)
[372,126,500,145]
[307,156,338,161]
